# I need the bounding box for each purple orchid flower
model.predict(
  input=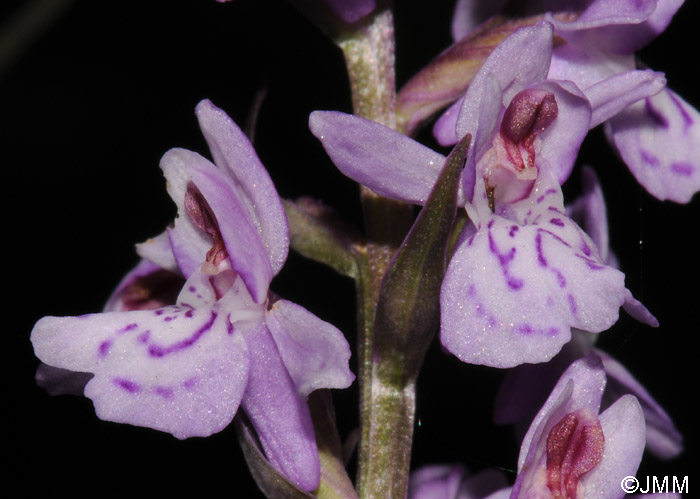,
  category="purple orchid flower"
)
[493,167,681,460]
[451,0,699,203]
[31,99,354,492]
[508,354,646,498]
[311,23,653,368]
[410,355,649,499]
